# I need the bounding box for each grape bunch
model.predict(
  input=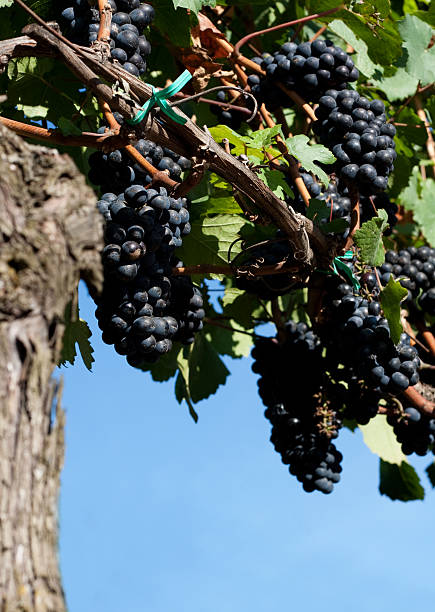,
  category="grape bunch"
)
[89,132,191,194]
[377,246,435,316]
[285,174,397,239]
[321,277,420,395]
[94,185,204,365]
[313,89,396,195]
[252,322,343,494]
[210,90,255,129]
[248,40,359,108]
[387,407,435,456]
[59,0,154,77]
